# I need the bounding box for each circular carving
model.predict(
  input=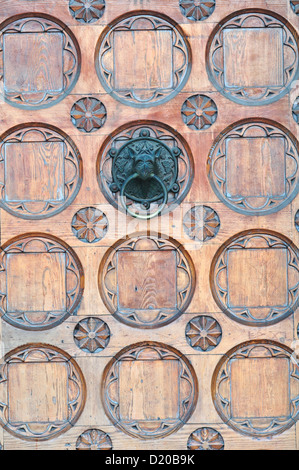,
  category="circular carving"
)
[183,205,220,242]
[206,9,299,106]
[0,343,86,441]
[0,233,84,330]
[69,0,105,23]
[71,207,108,243]
[99,233,195,329]
[0,123,83,220]
[179,0,216,21]
[73,317,110,353]
[97,121,194,219]
[292,97,299,124]
[295,210,299,232]
[102,342,198,439]
[212,340,299,437]
[291,1,299,15]
[95,12,191,108]
[207,119,299,216]
[76,429,112,450]
[0,14,81,109]
[187,427,224,450]
[210,229,299,326]
[181,94,218,130]
[70,97,107,133]
[185,316,222,351]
